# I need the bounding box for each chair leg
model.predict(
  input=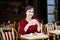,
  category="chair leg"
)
[0,35,3,40]
[53,34,56,40]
